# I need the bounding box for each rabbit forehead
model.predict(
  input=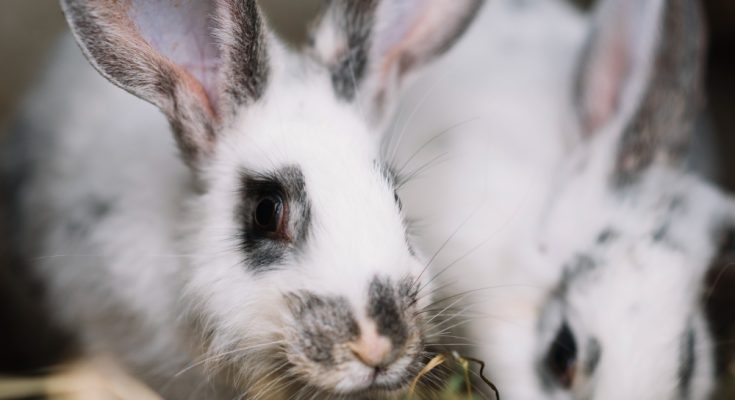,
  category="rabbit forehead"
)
[221,70,378,168]
[203,80,418,287]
